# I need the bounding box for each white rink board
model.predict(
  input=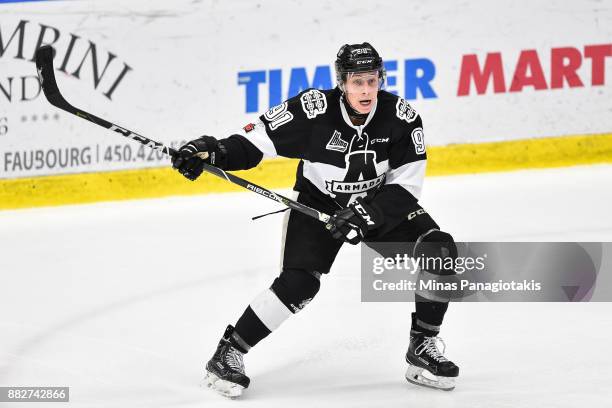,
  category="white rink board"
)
[0,0,611,178]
